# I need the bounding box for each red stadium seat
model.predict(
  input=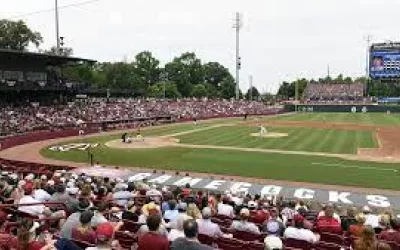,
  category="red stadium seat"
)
[314,241,343,250]
[320,232,344,245]
[233,230,263,242]
[198,234,215,246]
[215,237,245,250]
[282,238,313,250]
